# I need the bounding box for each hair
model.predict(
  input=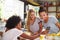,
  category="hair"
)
[38,6,46,14]
[26,9,35,29]
[5,16,21,29]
